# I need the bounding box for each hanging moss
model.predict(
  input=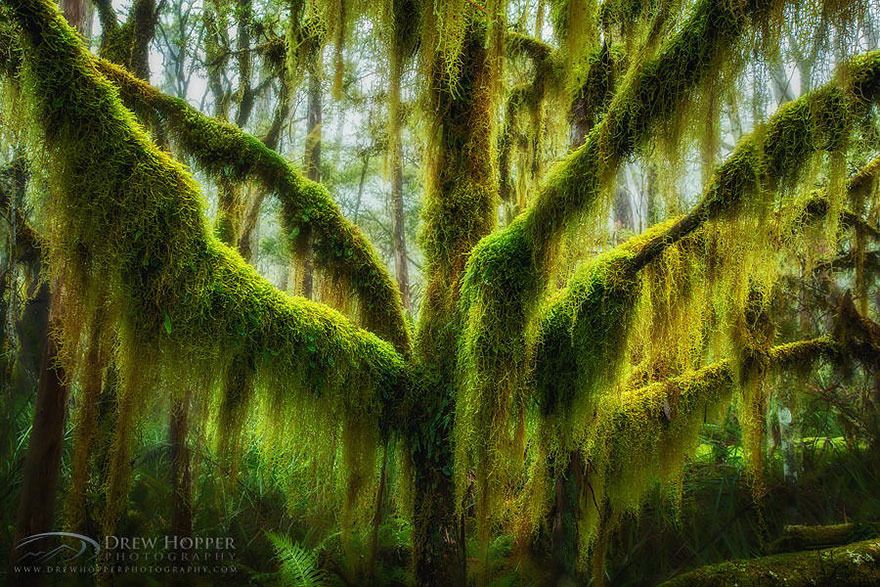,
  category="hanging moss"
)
[455,0,801,528]
[417,16,500,354]
[462,40,880,568]
[500,32,564,218]
[533,247,642,417]
[94,60,411,353]
[549,0,598,66]
[623,50,880,276]
[573,337,837,555]
[6,0,409,533]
